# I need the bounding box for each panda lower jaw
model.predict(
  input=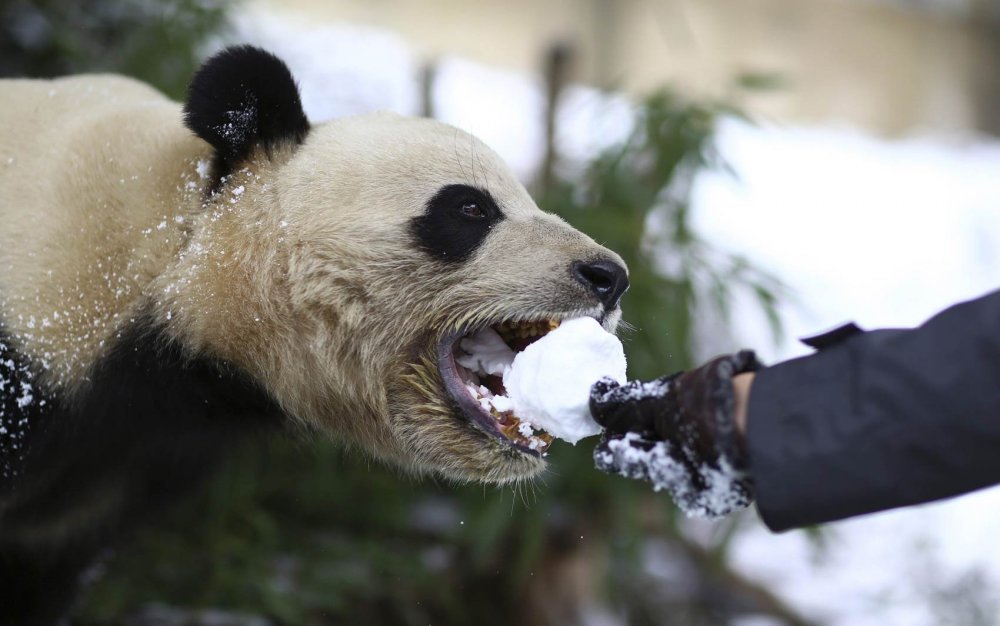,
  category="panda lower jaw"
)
[436,319,566,457]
